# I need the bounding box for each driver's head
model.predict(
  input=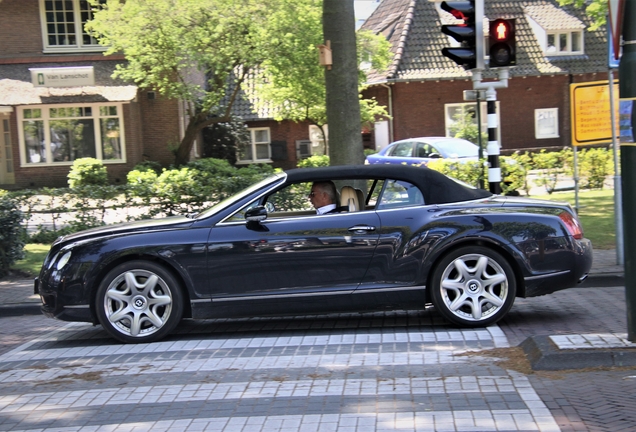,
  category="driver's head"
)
[309,181,337,209]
